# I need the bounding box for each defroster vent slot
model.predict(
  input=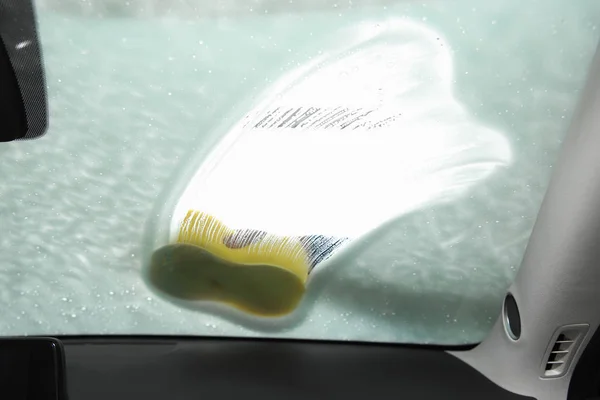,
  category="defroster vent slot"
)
[542,324,589,378]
